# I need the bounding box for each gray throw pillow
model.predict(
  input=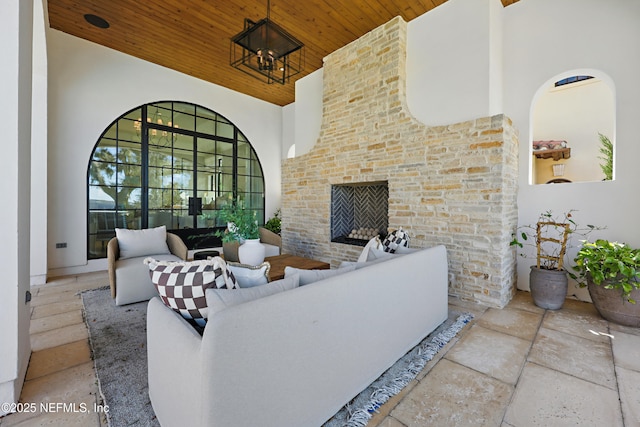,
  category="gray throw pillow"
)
[116,225,170,260]
[357,236,383,263]
[283,264,356,286]
[206,274,300,317]
[227,261,270,288]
